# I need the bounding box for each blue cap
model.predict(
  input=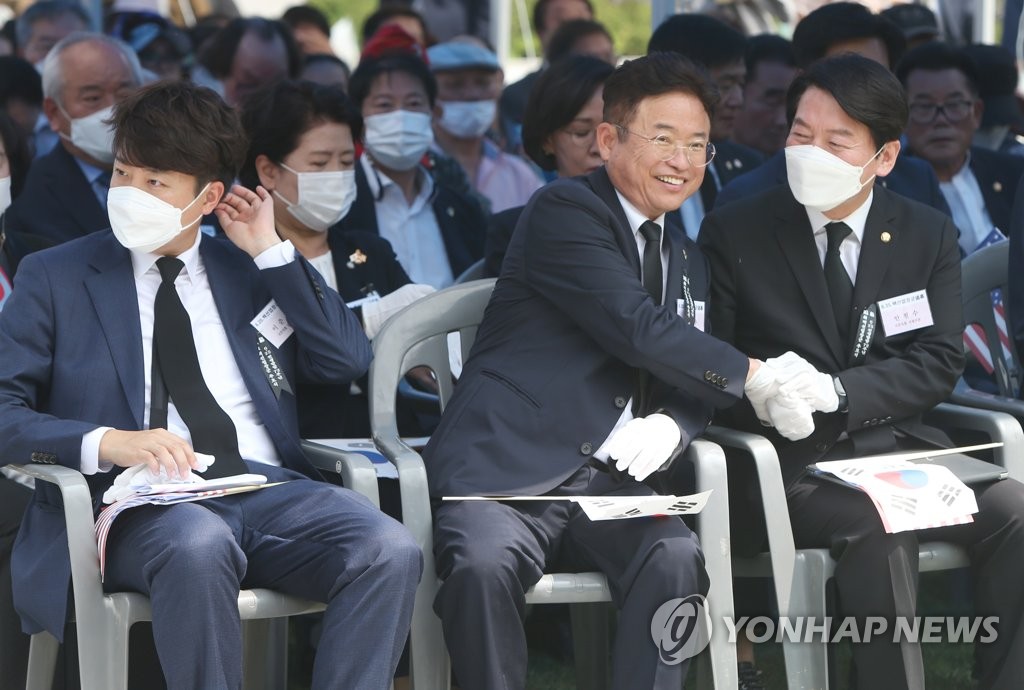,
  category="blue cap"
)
[427,41,500,72]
